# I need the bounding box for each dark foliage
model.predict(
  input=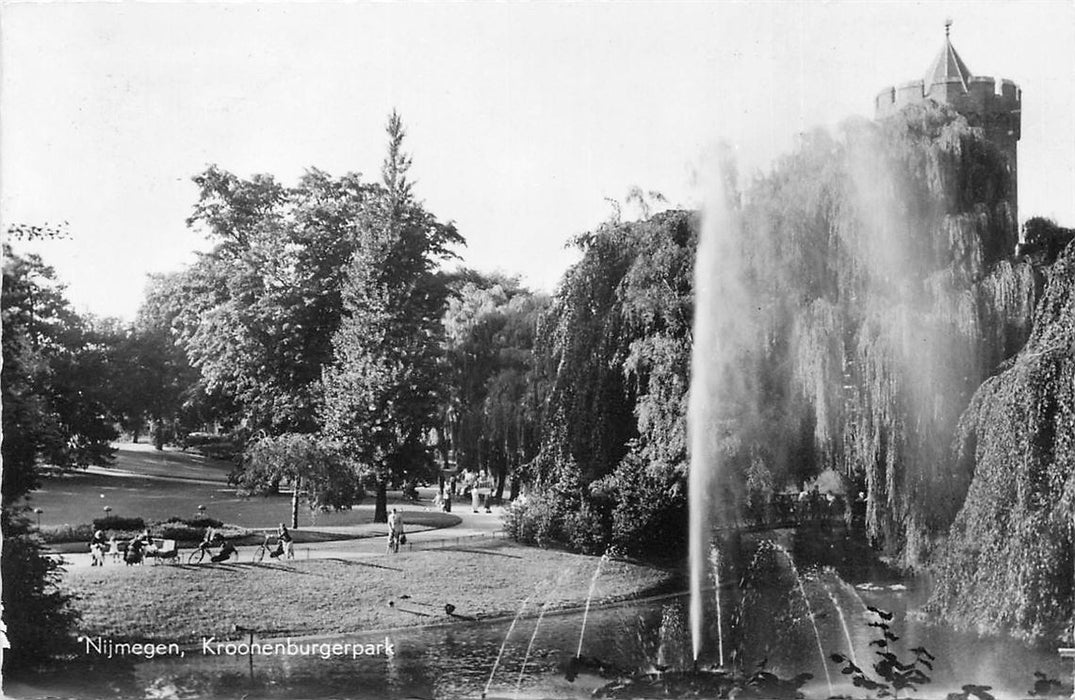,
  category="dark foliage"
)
[91,516,146,532]
[927,239,1075,640]
[1,510,80,675]
[517,210,697,556]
